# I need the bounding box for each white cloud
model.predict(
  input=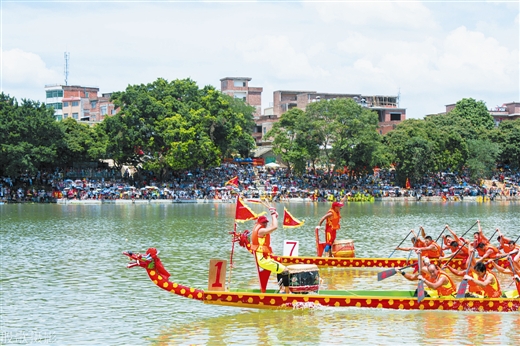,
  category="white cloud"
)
[0,1,518,117]
[2,48,62,87]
